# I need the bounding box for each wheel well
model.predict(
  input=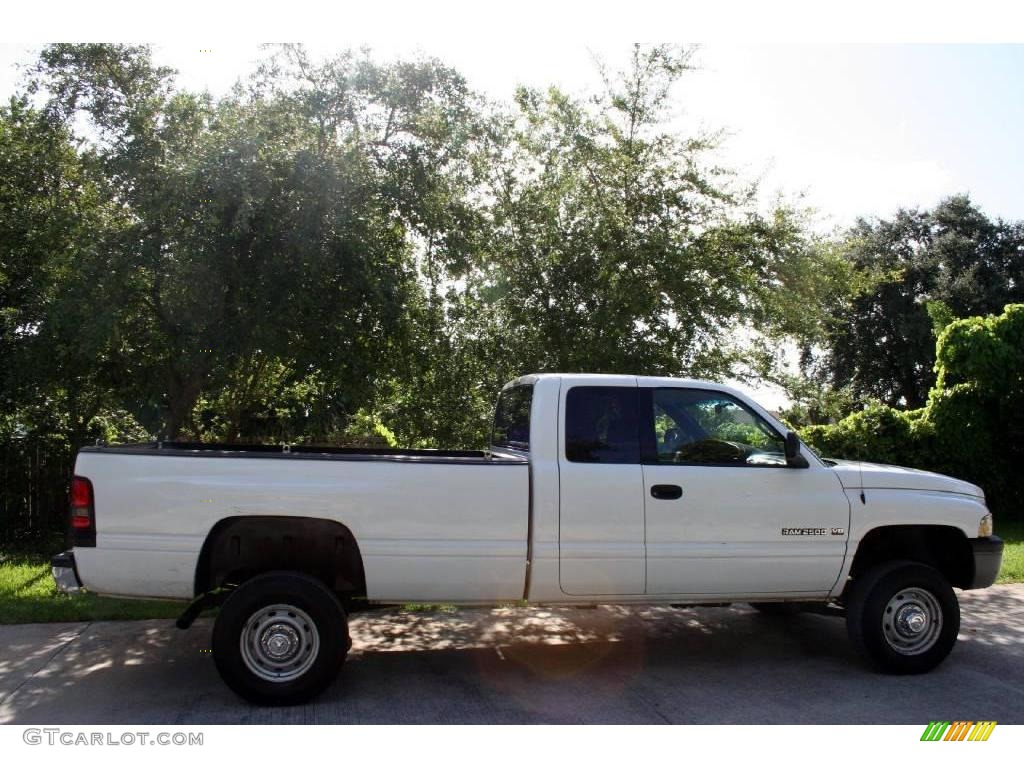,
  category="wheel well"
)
[194,516,366,600]
[848,525,974,590]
